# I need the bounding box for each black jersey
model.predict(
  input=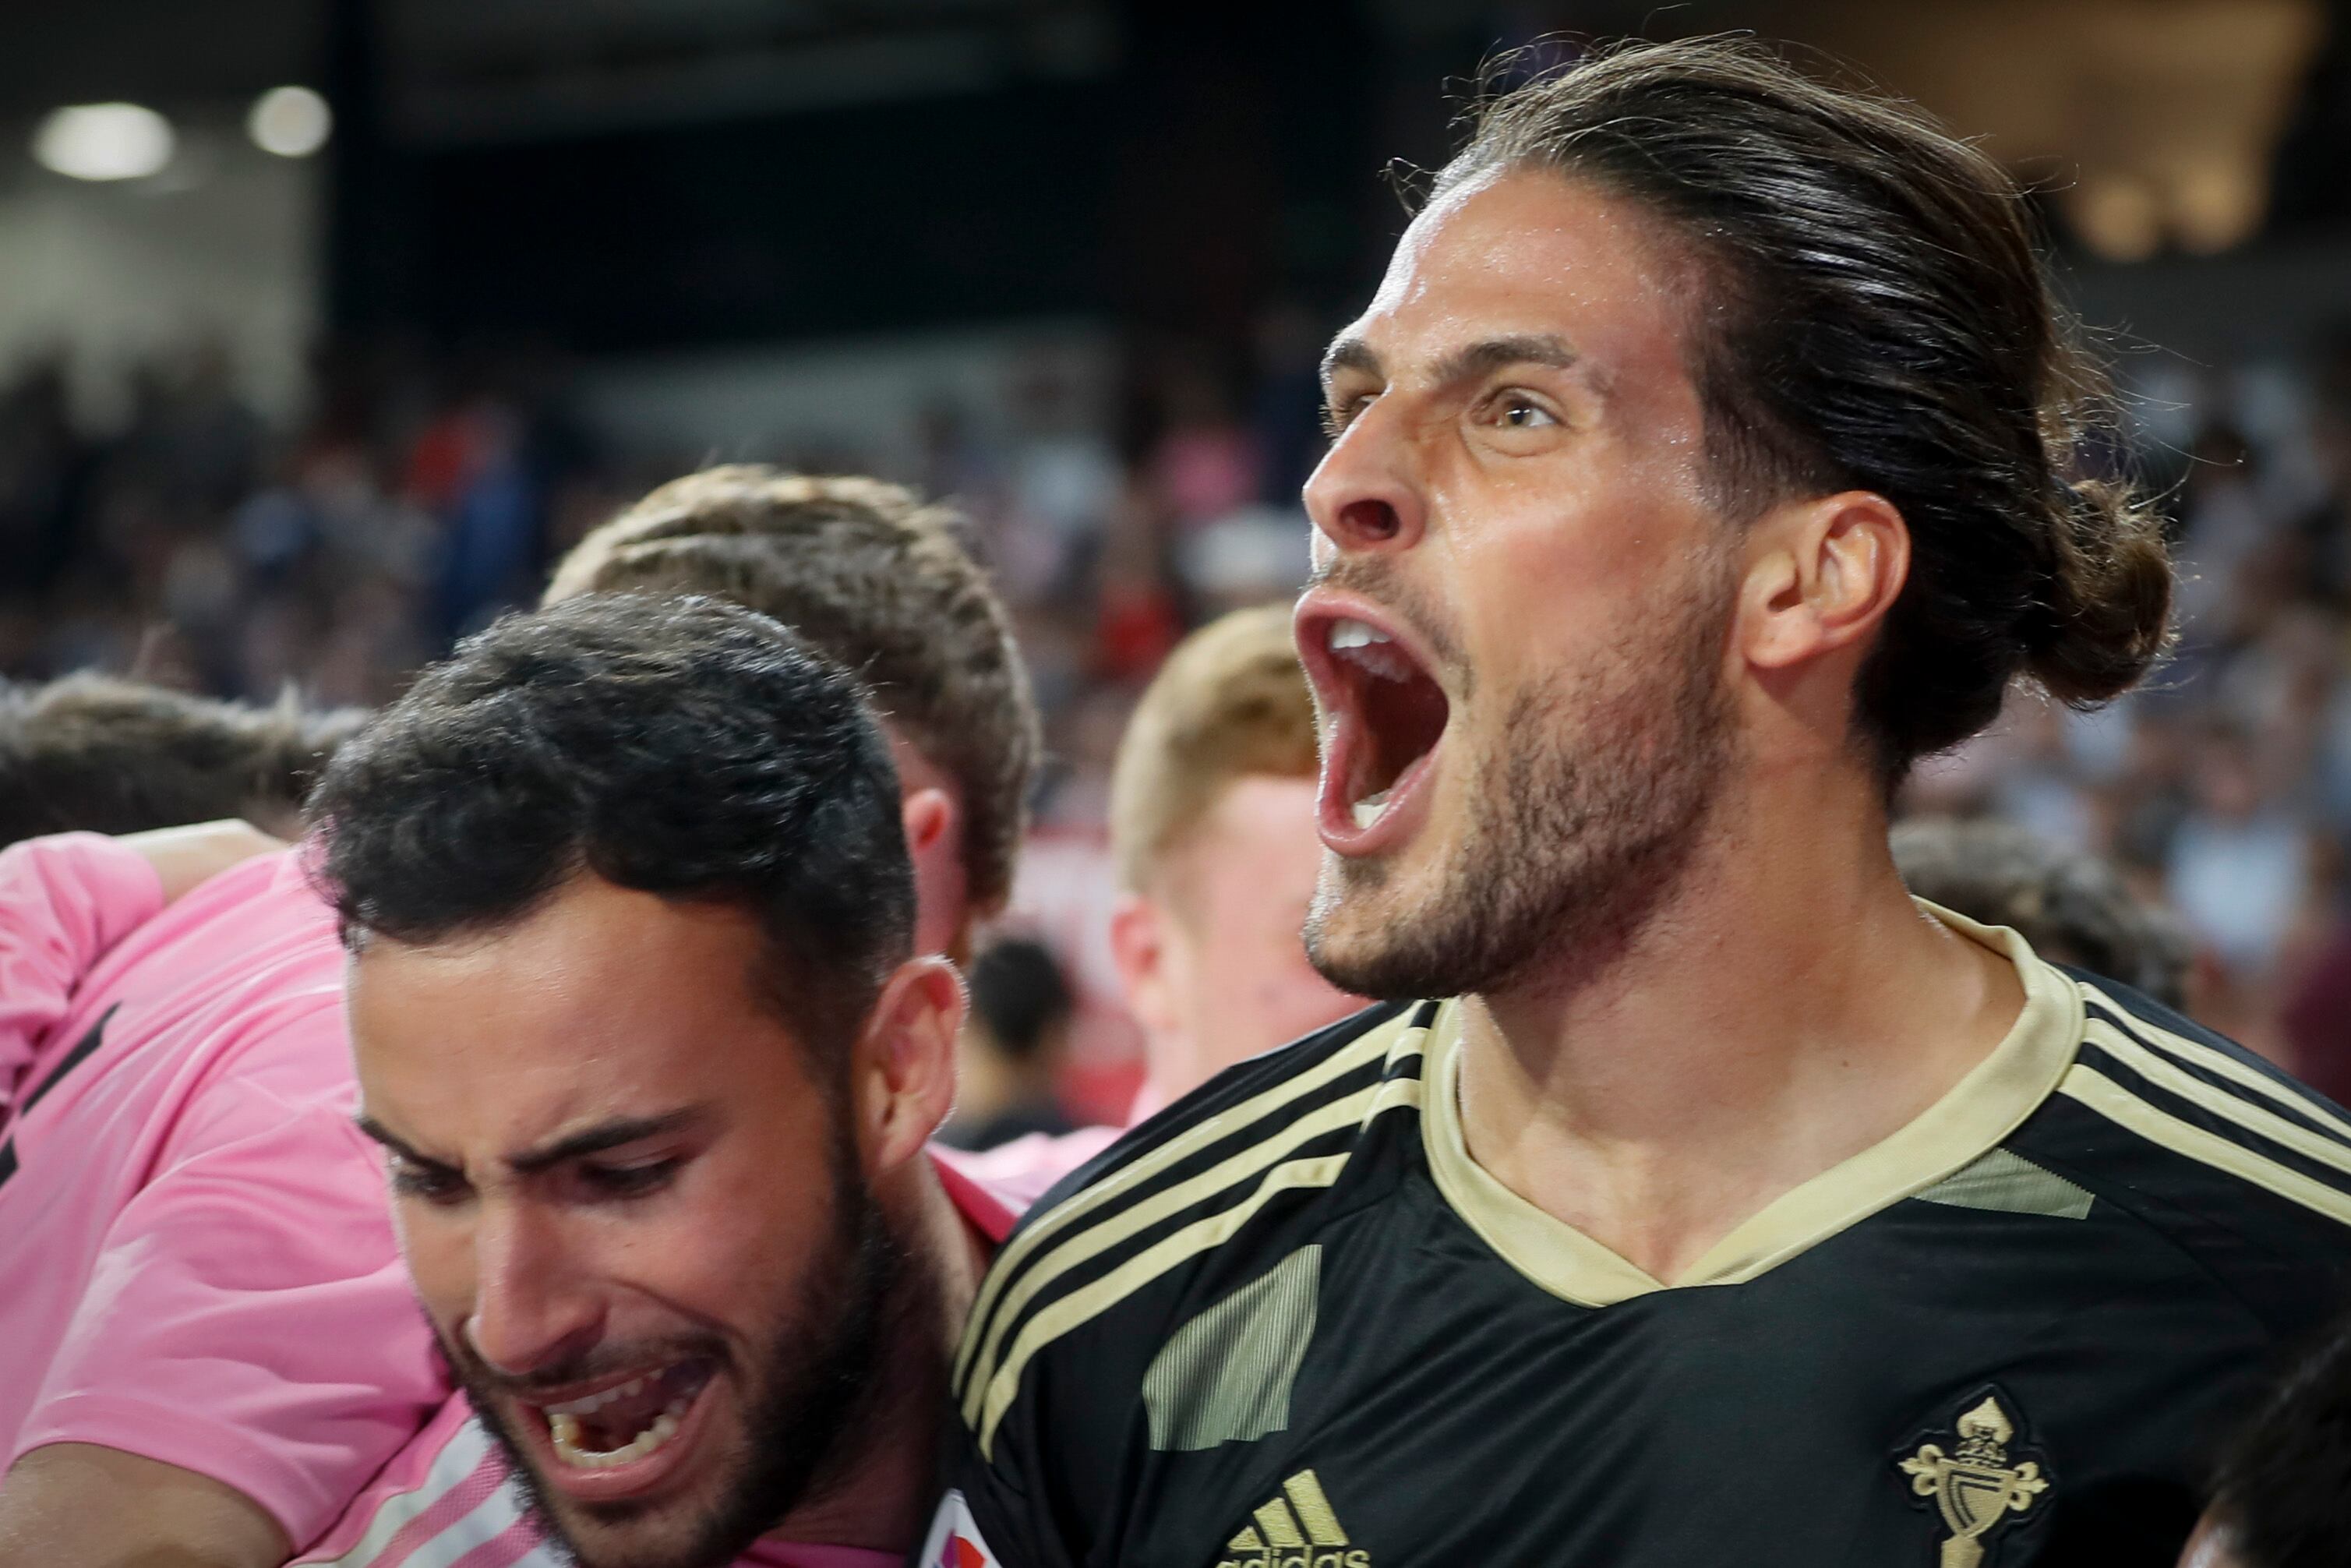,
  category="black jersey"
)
[930,913,2351,1568]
